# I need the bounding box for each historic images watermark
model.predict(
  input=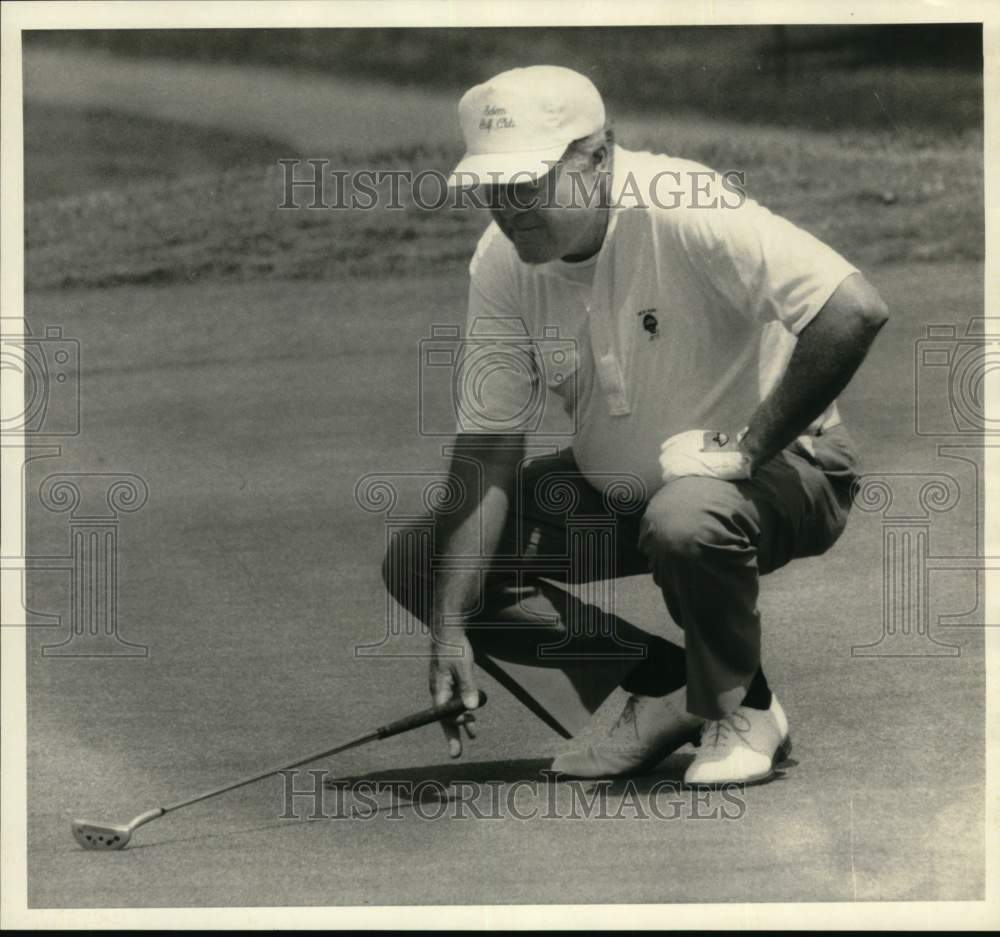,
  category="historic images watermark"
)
[354,316,649,662]
[1,318,149,656]
[276,160,748,212]
[279,769,747,822]
[850,316,999,657]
